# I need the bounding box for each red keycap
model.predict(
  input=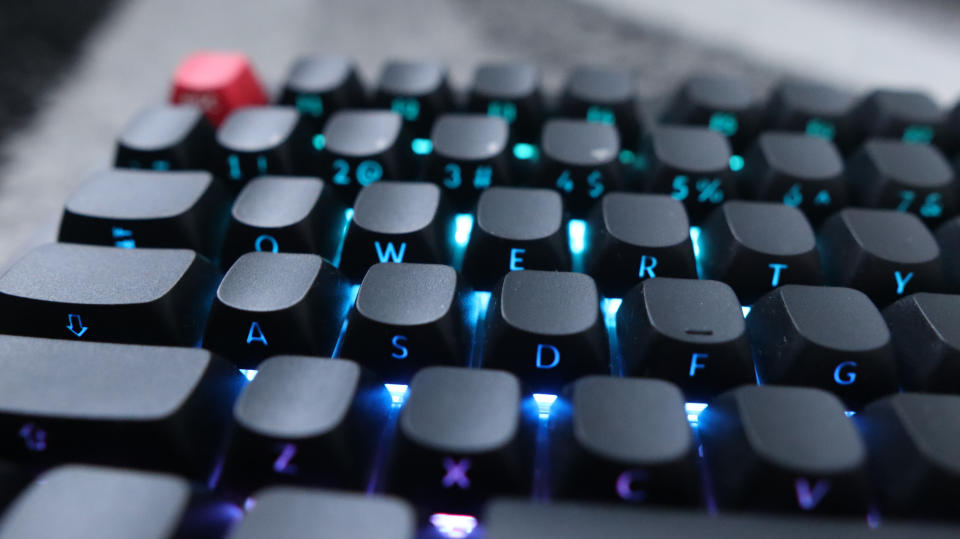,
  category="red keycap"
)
[170,51,268,126]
